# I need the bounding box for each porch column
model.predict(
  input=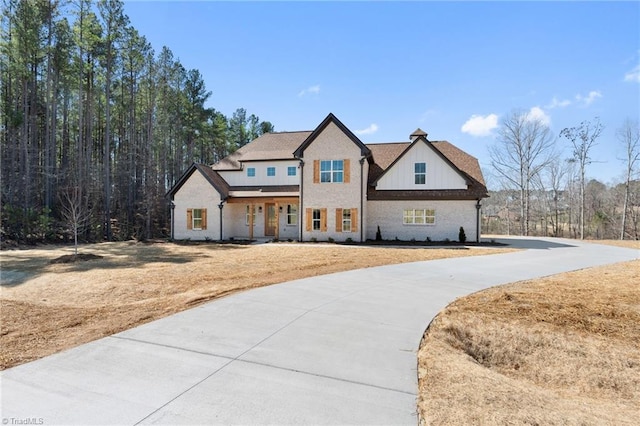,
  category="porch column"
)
[275,202,280,240]
[249,204,254,241]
